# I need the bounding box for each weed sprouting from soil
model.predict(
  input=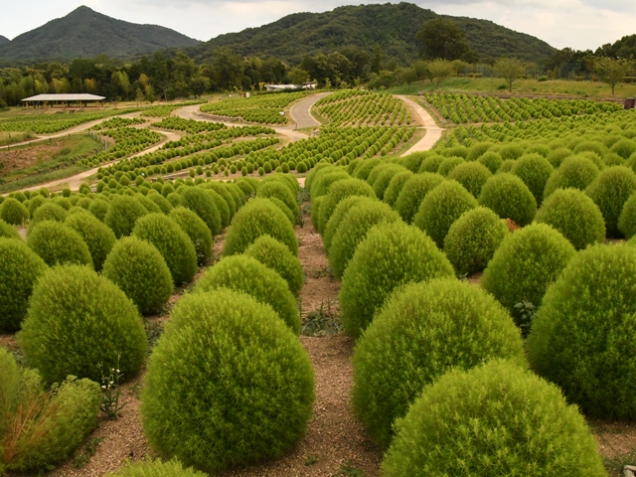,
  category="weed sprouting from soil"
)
[98,354,126,420]
[331,461,368,477]
[72,437,104,468]
[301,299,343,336]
